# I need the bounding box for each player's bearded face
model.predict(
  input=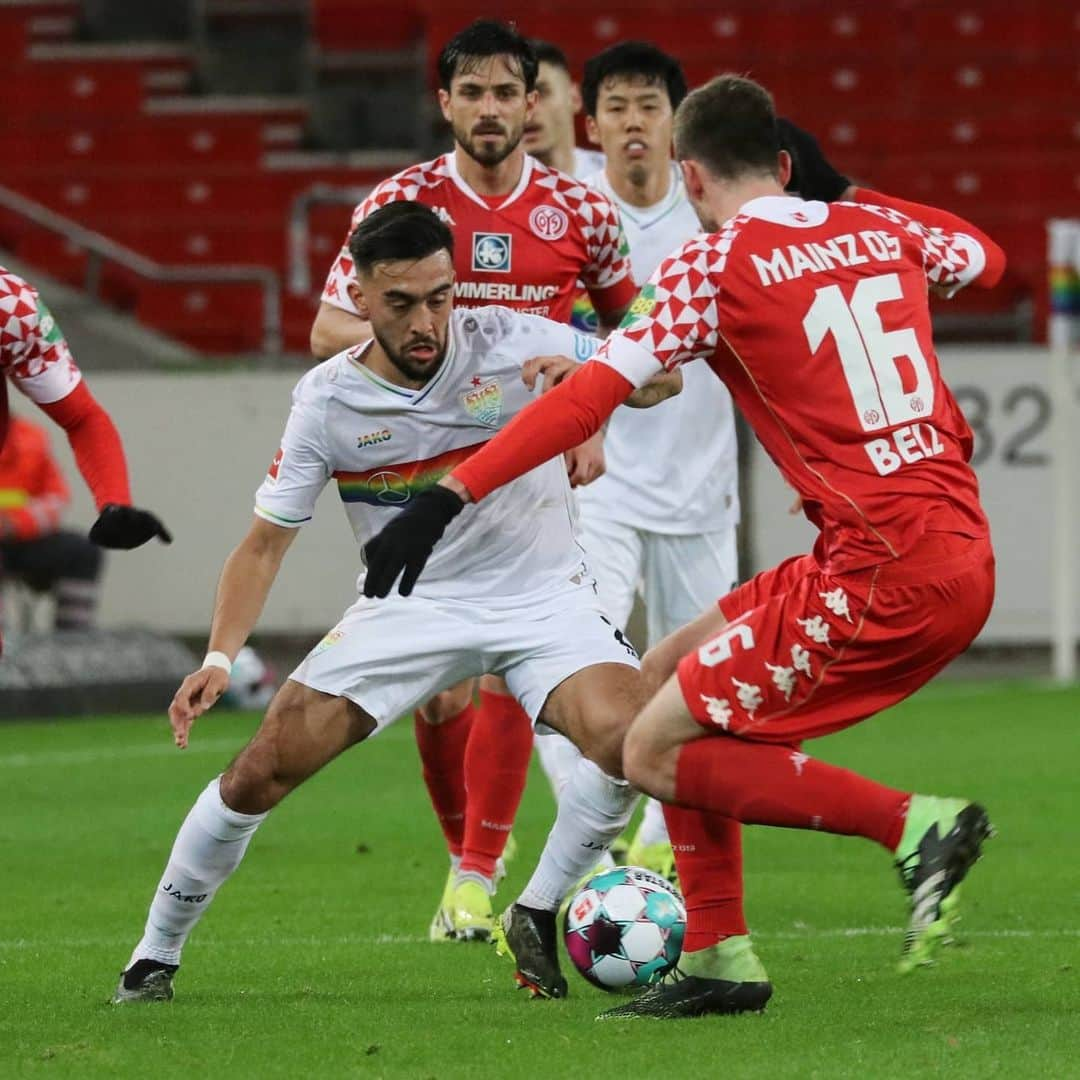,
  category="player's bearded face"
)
[442,55,534,168]
[357,252,454,386]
